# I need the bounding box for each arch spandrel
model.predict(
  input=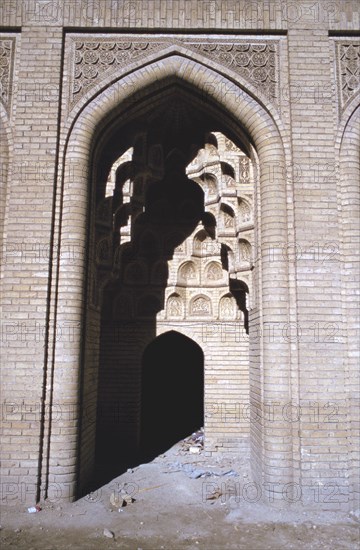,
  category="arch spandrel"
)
[65,53,286,159]
[65,38,283,127]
